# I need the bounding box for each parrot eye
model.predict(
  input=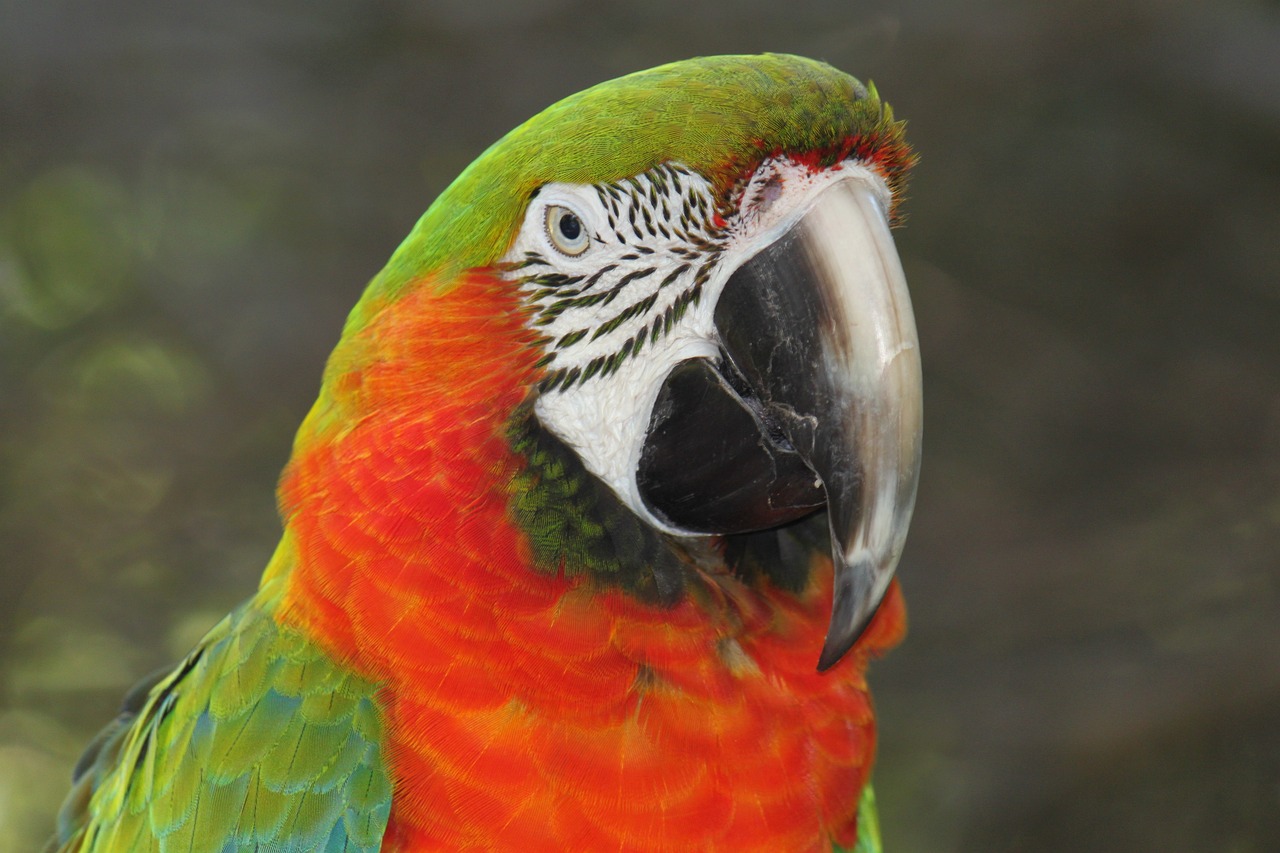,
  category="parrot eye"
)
[545,205,590,256]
